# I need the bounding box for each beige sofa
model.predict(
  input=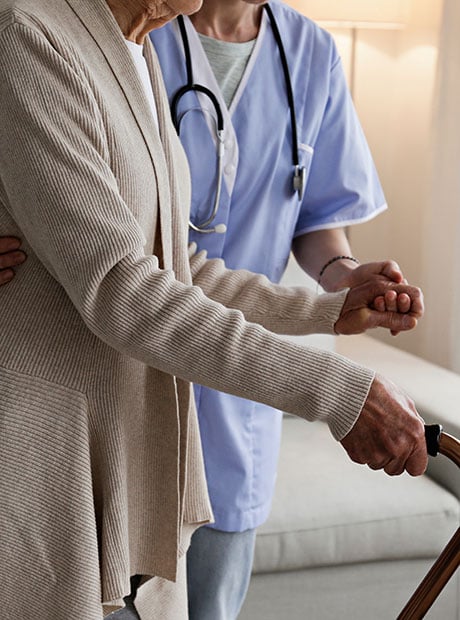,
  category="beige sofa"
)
[239,335,460,620]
